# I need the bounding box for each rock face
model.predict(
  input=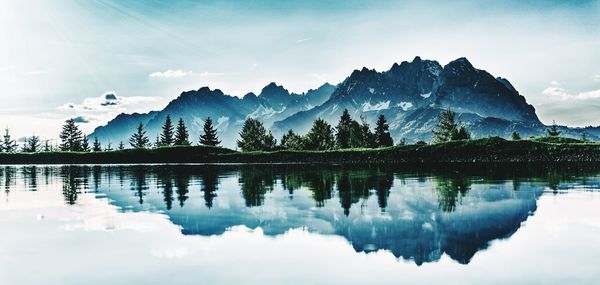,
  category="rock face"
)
[89,57,594,147]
